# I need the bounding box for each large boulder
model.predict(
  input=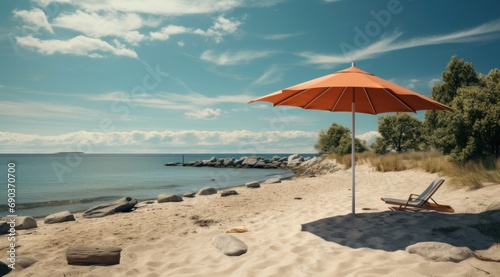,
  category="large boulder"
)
[212,234,248,256]
[83,197,138,218]
[474,244,500,262]
[242,157,259,167]
[0,221,9,234]
[157,194,183,203]
[222,158,235,167]
[264,178,281,184]
[287,154,304,167]
[406,242,474,262]
[246,181,260,188]
[1,216,37,230]
[44,211,76,224]
[183,192,196,198]
[198,187,217,196]
[0,261,11,276]
[253,160,267,168]
[221,190,238,197]
[16,256,38,269]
